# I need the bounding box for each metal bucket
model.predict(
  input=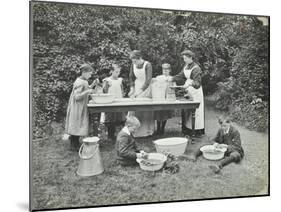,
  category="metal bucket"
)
[151,80,167,101]
[77,137,104,177]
